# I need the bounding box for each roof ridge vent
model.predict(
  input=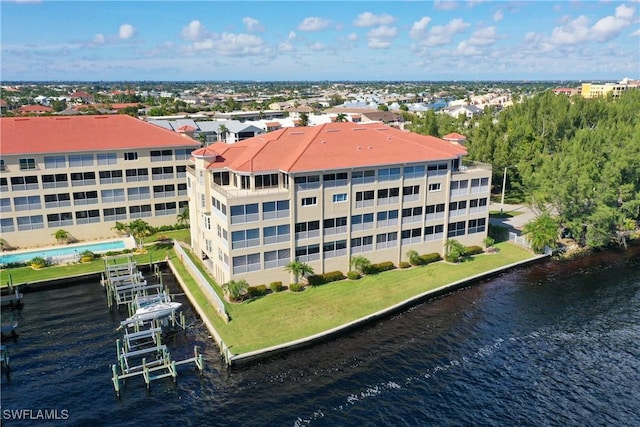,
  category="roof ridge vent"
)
[326,129,340,132]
